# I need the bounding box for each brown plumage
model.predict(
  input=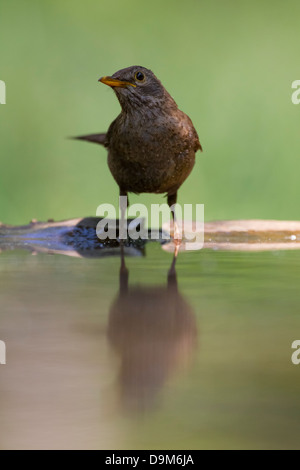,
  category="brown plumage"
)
[75,65,202,209]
